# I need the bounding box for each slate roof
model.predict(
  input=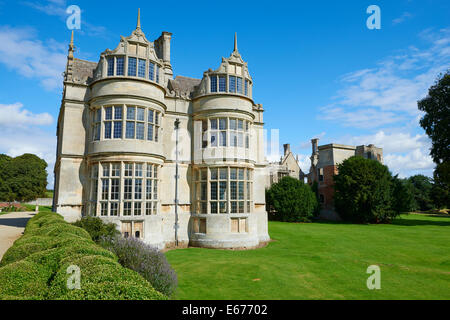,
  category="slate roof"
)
[168,76,201,95]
